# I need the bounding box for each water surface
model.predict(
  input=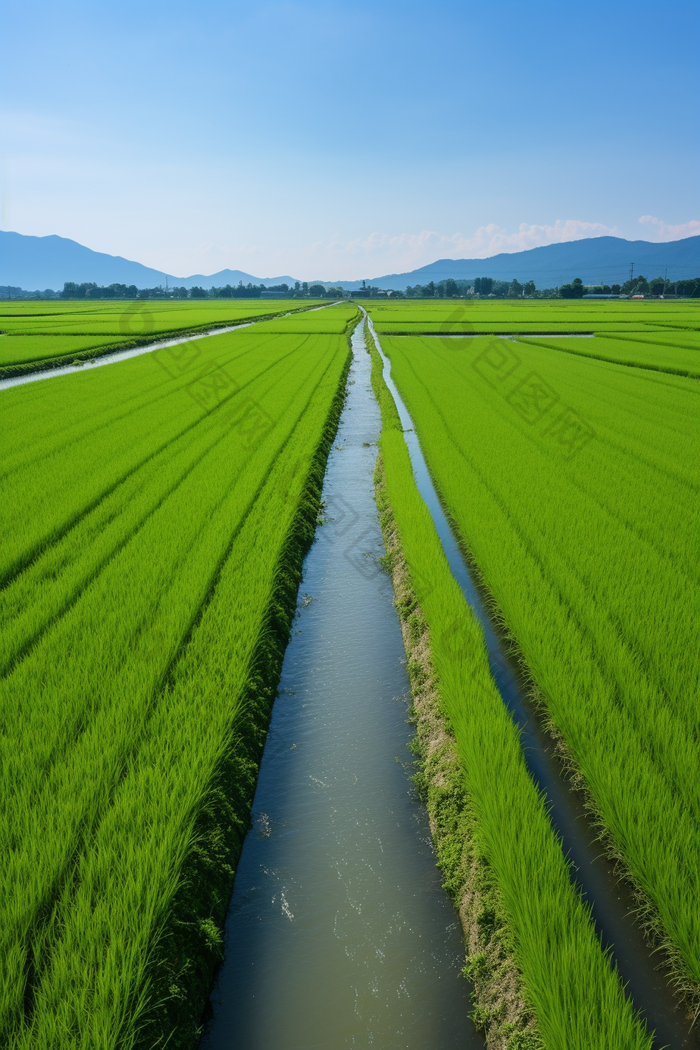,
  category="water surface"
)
[202,324,480,1050]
